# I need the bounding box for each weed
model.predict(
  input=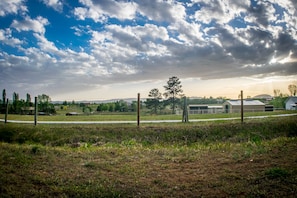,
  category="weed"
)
[83,161,98,169]
[265,167,290,179]
[31,145,40,154]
